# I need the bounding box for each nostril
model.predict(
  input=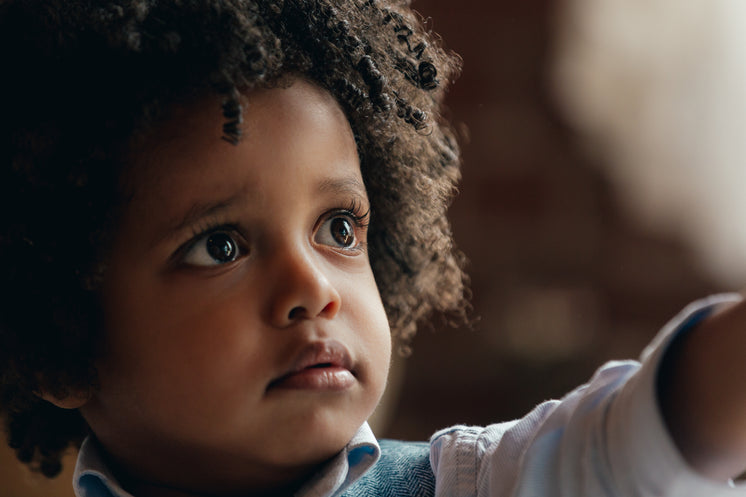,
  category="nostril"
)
[288,306,306,320]
[320,302,336,315]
